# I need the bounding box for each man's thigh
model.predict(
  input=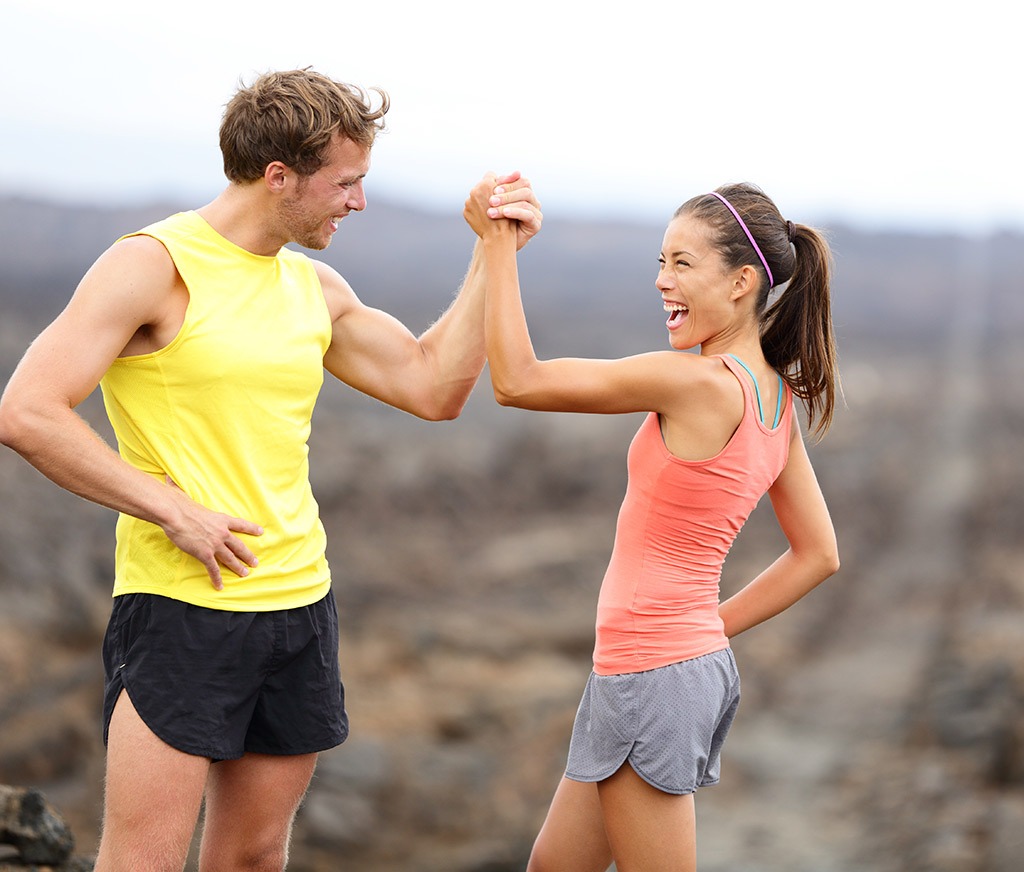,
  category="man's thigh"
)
[199,751,319,870]
[95,690,211,872]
